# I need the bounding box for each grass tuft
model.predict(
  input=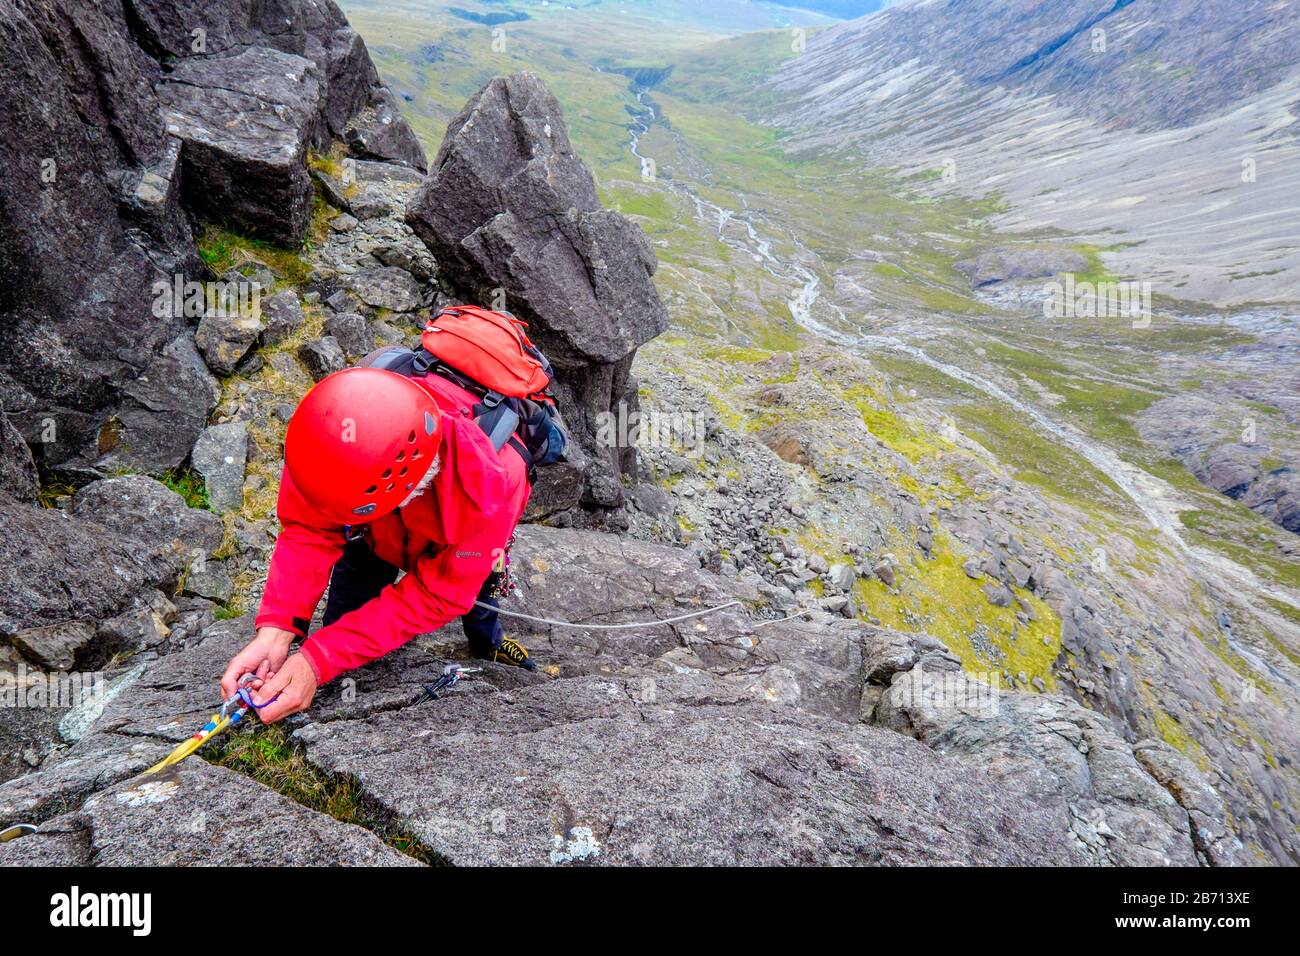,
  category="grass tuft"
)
[206,723,446,865]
